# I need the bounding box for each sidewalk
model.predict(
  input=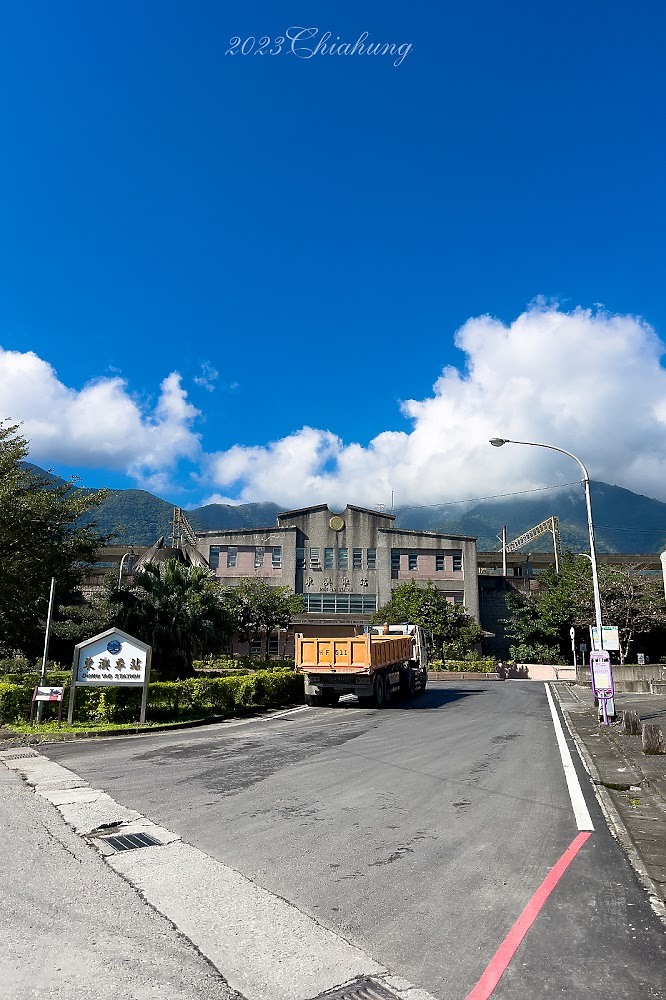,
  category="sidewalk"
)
[0,763,241,1000]
[554,682,666,909]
